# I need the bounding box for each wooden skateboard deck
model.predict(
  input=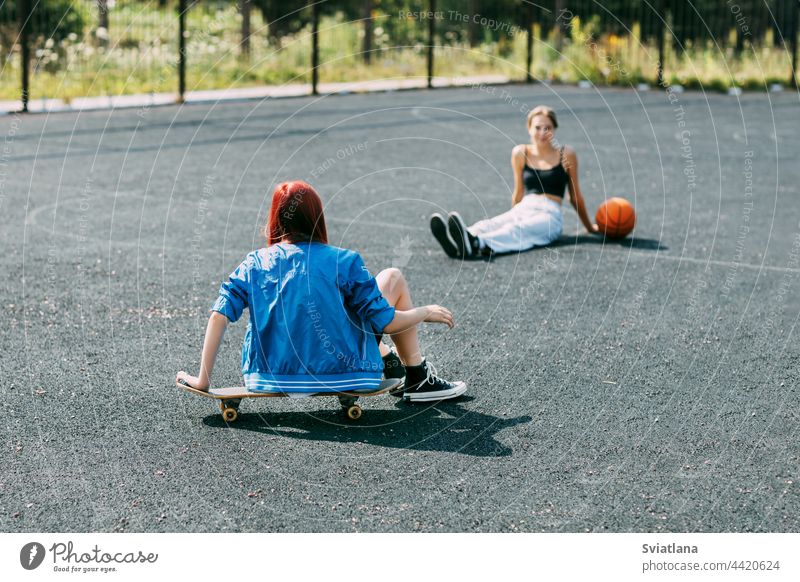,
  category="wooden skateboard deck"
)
[177,378,403,422]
